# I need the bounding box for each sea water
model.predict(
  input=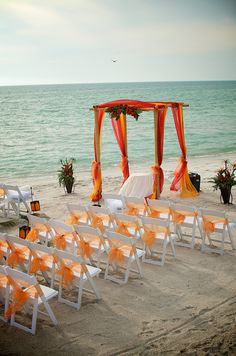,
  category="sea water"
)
[0,81,236,181]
